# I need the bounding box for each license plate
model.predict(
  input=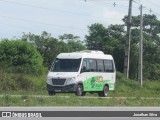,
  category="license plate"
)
[55,90,61,92]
